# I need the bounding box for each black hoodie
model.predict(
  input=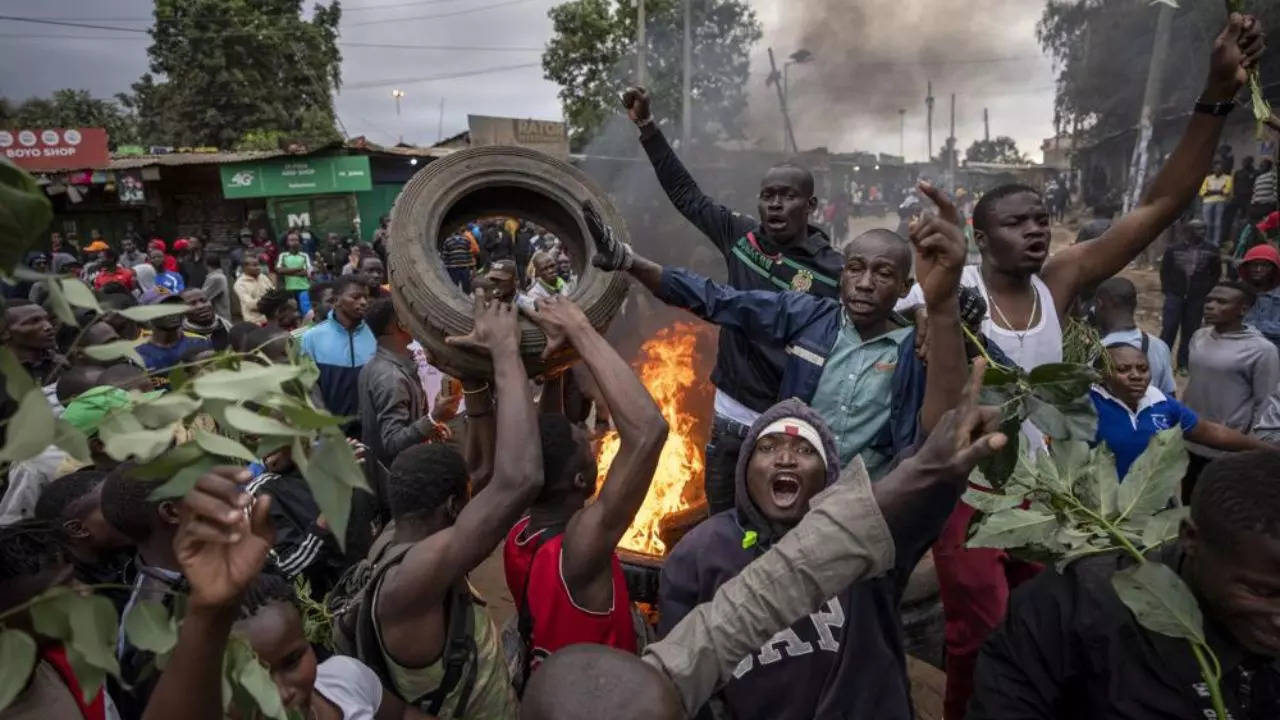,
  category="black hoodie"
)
[658,399,924,720]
